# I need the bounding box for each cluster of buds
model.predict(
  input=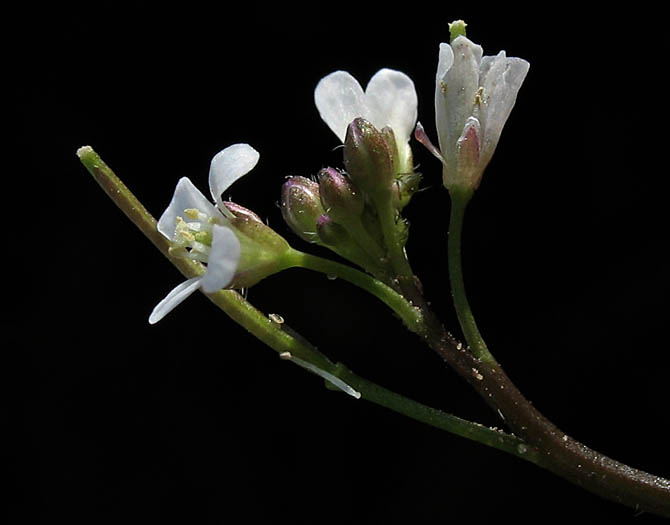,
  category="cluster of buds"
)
[280,69,423,278]
[281,118,421,279]
[149,21,529,321]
